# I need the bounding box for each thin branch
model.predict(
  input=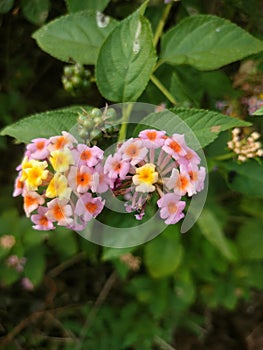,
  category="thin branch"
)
[75,271,118,350]
[153,2,173,47]
[150,74,177,105]
[48,252,86,278]
[154,335,177,350]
